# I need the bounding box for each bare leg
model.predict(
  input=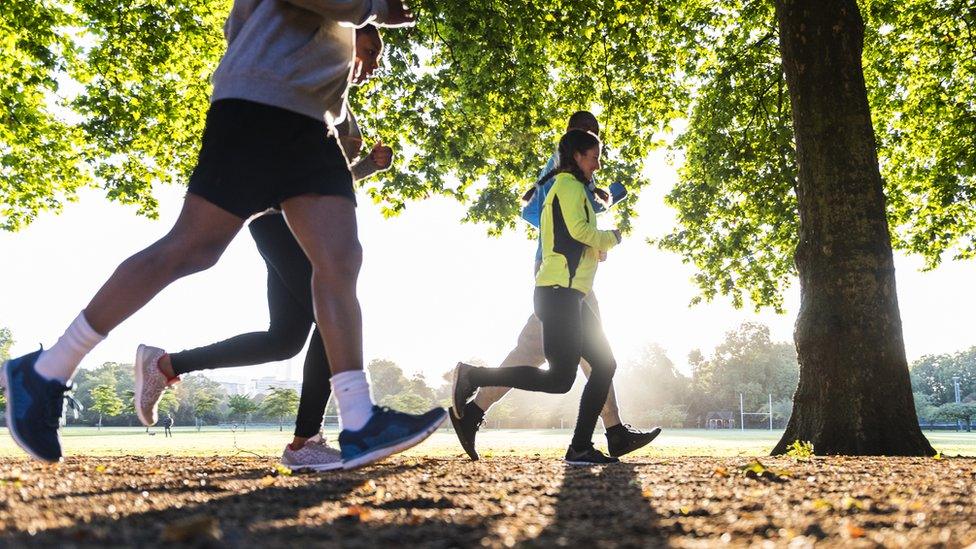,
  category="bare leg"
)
[280,195,363,376]
[84,194,243,334]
